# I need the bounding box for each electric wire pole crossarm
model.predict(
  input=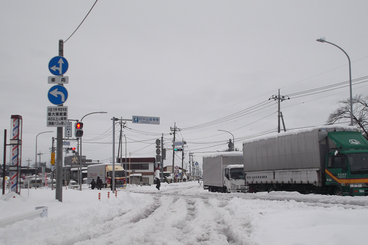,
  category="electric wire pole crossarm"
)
[111,117,131,191]
[269,89,290,133]
[170,123,180,177]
